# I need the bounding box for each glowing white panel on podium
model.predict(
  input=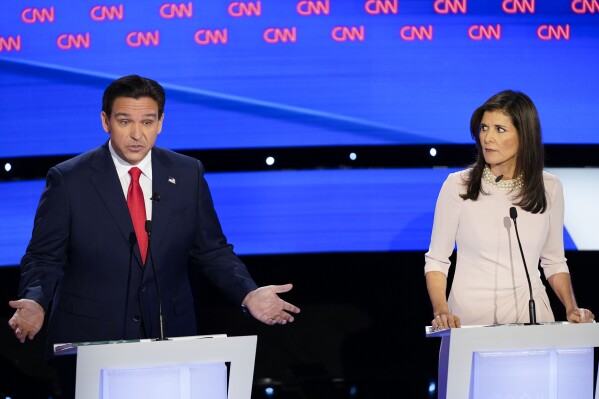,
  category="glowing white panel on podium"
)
[101,362,227,399]
[471,348,593,398]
